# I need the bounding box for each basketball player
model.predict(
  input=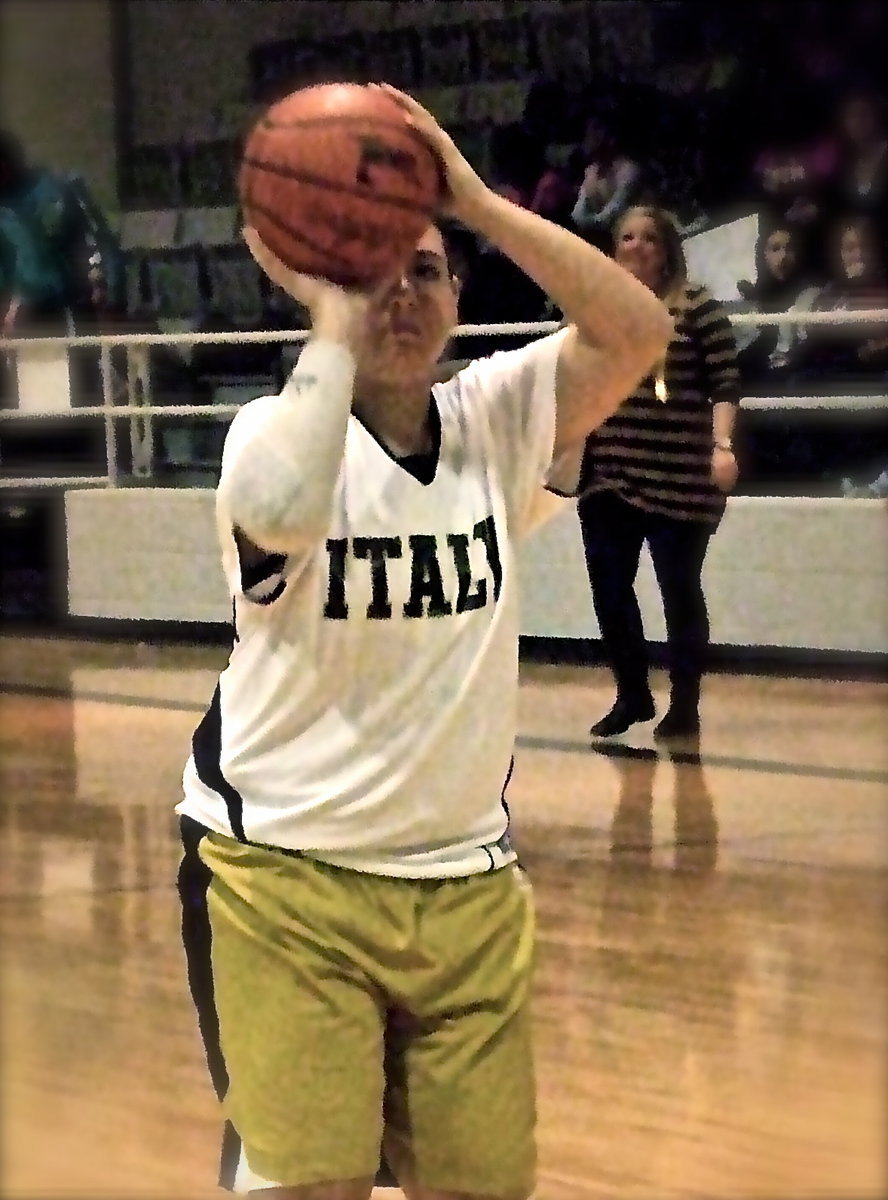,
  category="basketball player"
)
[176,85,672,1200]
